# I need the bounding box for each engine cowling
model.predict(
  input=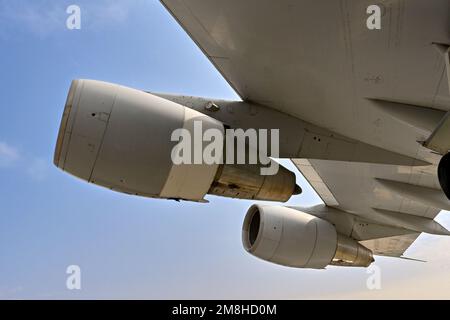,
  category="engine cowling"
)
[242,205,374,268]
[54,79,299,202]
[438,152,450,200]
